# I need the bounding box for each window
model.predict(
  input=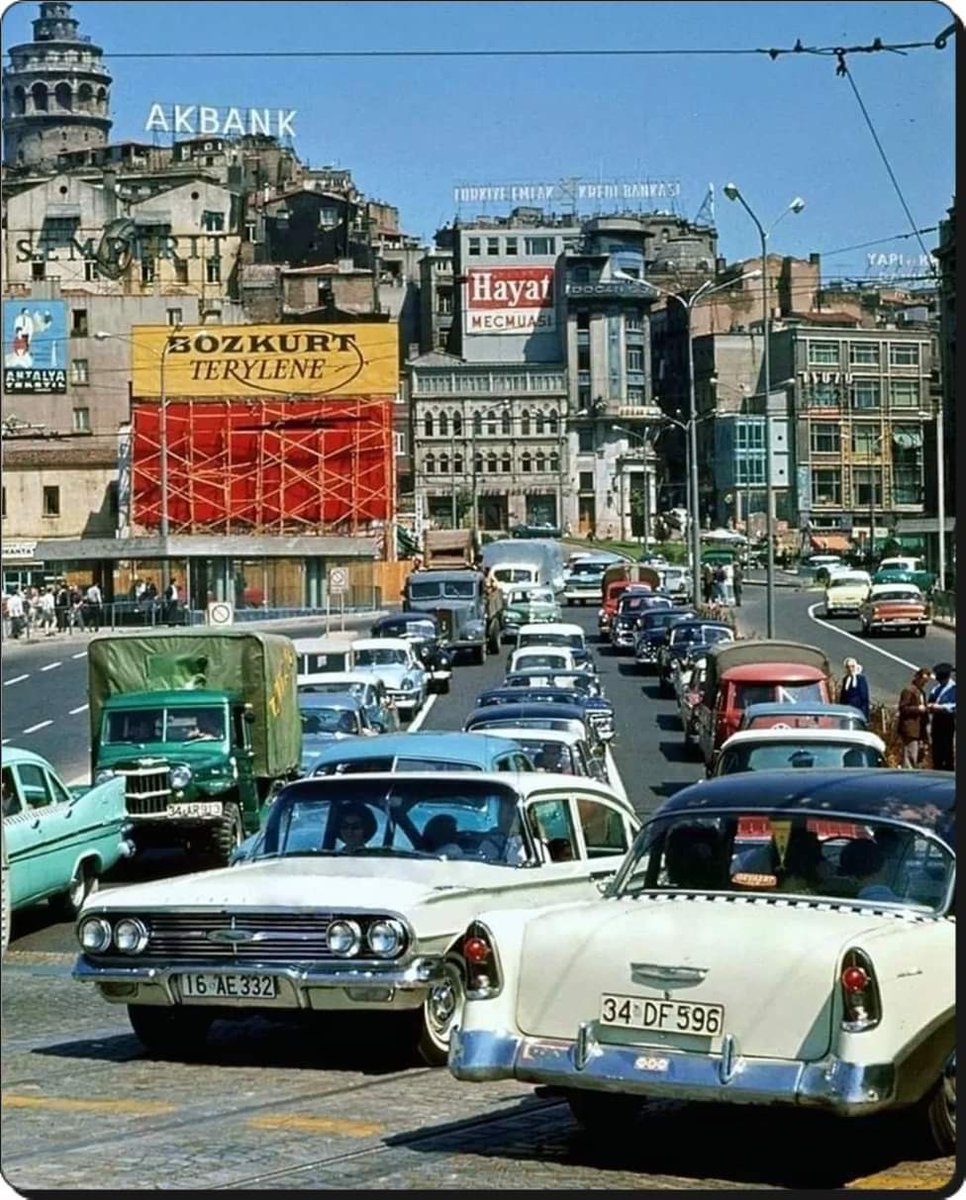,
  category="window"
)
[893,469,921,505]
[453,454,464,474]
[853,467,879,507]
[31,261,45,281]
[579,471,594,491]
[535,411,545,435]
[202,210,225,232]
[436,289,452,315]
[423,412,434,438]
[889,342,920,367]
[486,237,499,256]
[452,411,462,436]
[890,380,920,408]
[141,257,156,283]
[501,408,511,436]
[505,237,518,256]
[849,342,879,366]
[206,257,221,283]
[468,237,481,256]
[487,414,497,436]
[486,453,497,474]
[811,470,842,506]
[549,450,560,474]
[173,257,189,284]
[528,797,578,861]
[394,430,406,455]
[17,763,55,809]
[548,409,559,434]
[83,259,98,281]
[473,453,483,474]
[626,387,644,406]
[521,451,533,474]
[501,451,511,473]
[70,358,89,385]
[809,423,840,454]
[577,798,629,858]
[424,454,435,475]
[42,486,61,517]
[438,411,448,437]
[473,412,482,436]
[1,487,5,519]
[578,427,594,453]
[438,454,449,474]
[577,345,591,372]
[851,425,881,455]
[108,480,119,516]
[525,236,554,255]
[167,308,183,326]
[626,347,644,371]
[808,340,840,365]
[72,407,90,432]
[535,451,547,472]
[520,410,531,436]
[851,379,881,410]
[626,312,643,331]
